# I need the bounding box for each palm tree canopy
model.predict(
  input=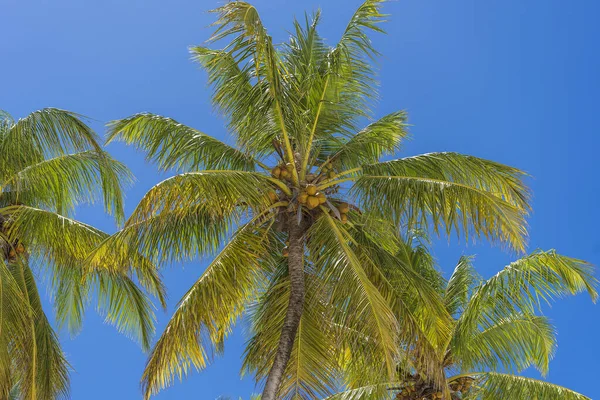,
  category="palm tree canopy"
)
[0,109,162,399]
[103,1,533,398]
[329,249,597,400]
